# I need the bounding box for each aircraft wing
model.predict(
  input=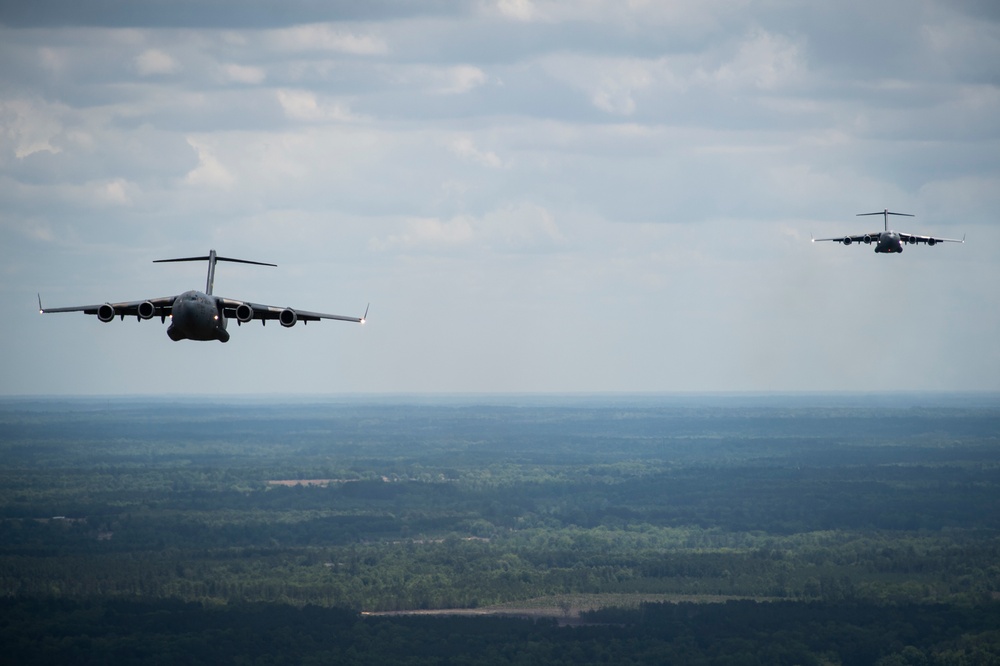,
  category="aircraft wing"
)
[219,298,367,325]
[812,232,883,244]
[898,232,965,245]
[39,295,176,320]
